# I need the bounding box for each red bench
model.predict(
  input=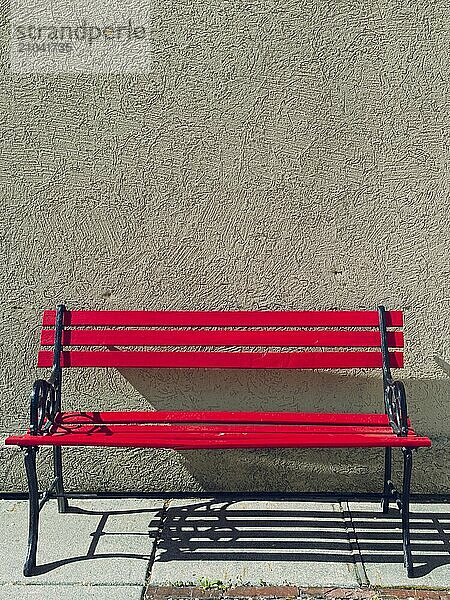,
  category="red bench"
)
[5,305,431,577]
